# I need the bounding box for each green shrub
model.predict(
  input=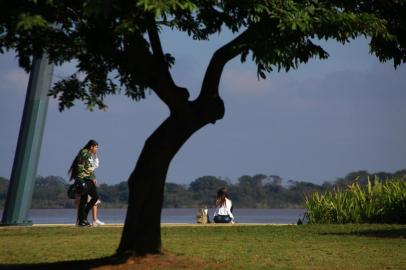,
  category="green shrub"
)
[305,177,406,224]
